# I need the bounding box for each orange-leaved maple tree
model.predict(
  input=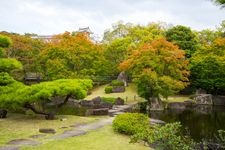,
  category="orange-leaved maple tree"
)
[119,38,189,100]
